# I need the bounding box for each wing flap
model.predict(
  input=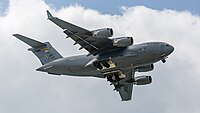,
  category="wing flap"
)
[64,30,99,50]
